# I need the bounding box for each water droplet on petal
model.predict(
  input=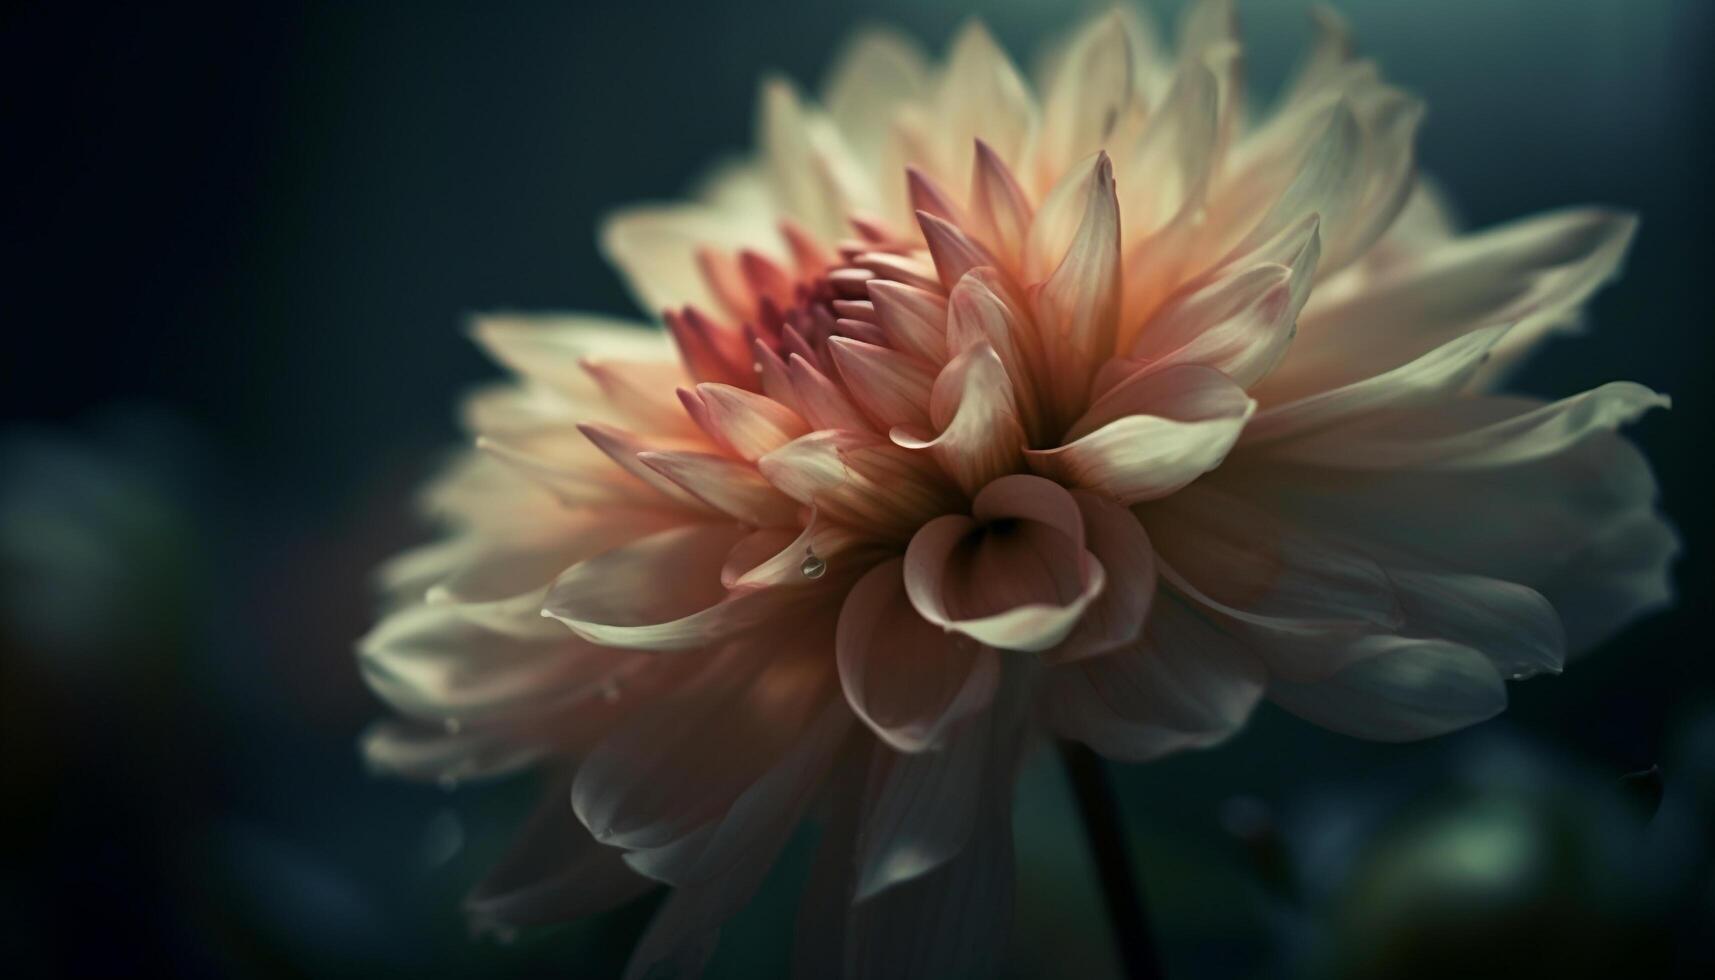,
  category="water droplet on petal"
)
[799,551,827,579]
